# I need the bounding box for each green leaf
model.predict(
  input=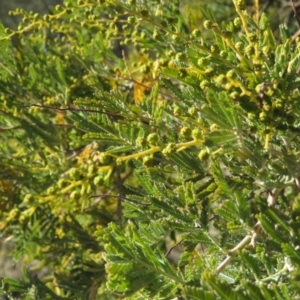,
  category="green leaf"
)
[203,271,246,300]
[210,160,232,199]
[206,130,239,147]
[259,213,287,244]
[183,229,218,246]
[183,286,215,300]
[281,243,300,265]
[170,151,204,173]
[203,91,241,131]
[239,250,261,279]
